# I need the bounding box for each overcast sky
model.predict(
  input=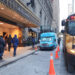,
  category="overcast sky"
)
[59,0,75,31]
